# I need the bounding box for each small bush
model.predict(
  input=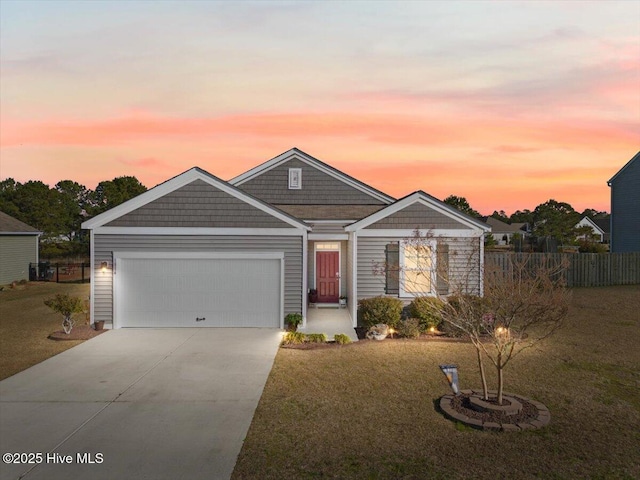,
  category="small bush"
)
[44,293,84,334]
[282,331,306,345]
[306,333,327,343]
[284,313,303,331]
[358,296,403,328]
[409,296,444,331]
[397,318,421,339]
[334,334,351,345]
